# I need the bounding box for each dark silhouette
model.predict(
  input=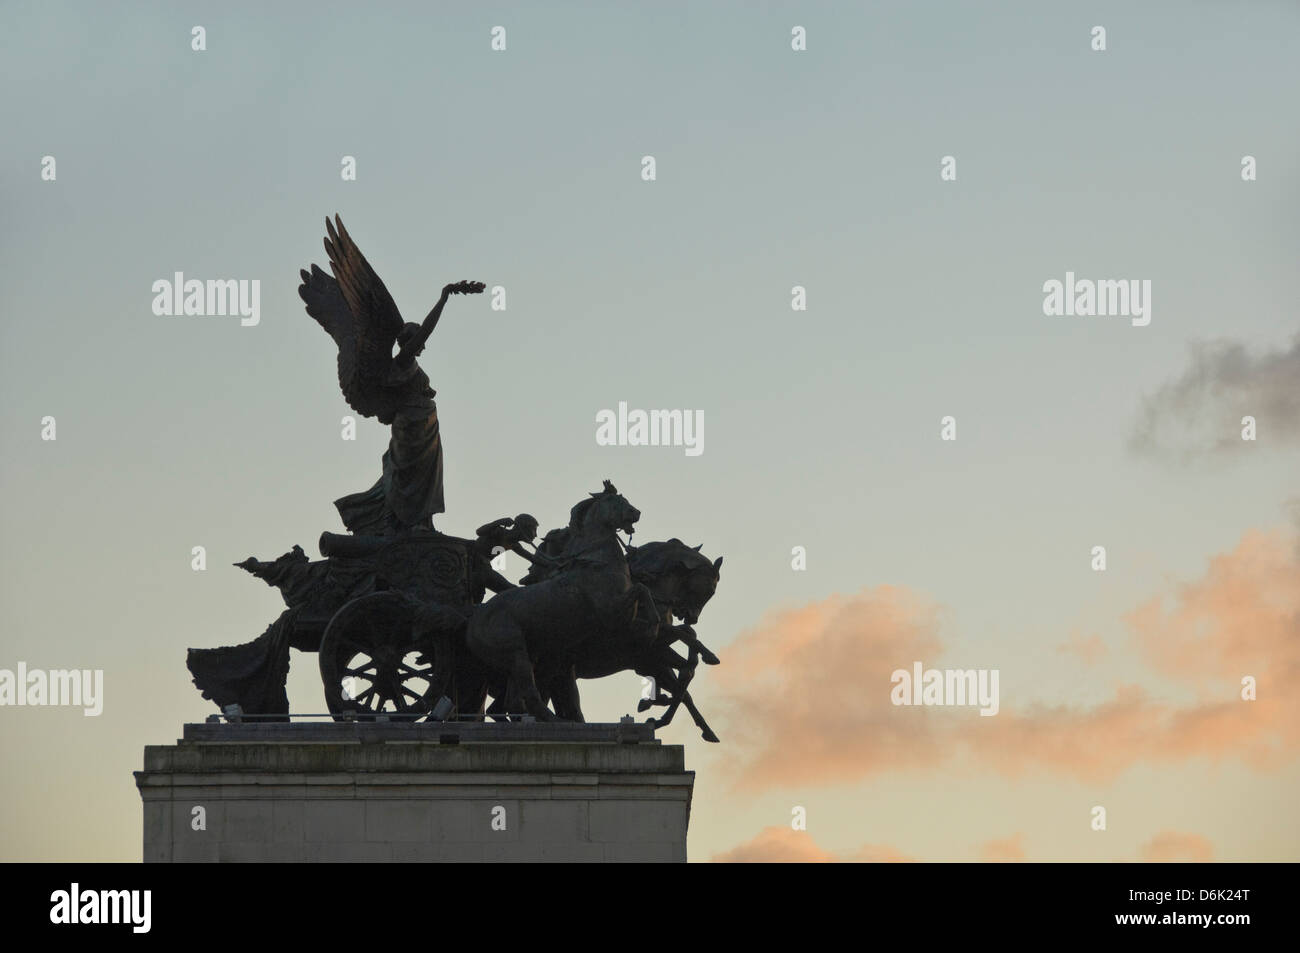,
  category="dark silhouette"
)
[186,217,723,740]
[299,215,483,533]
[464,481,652,721]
